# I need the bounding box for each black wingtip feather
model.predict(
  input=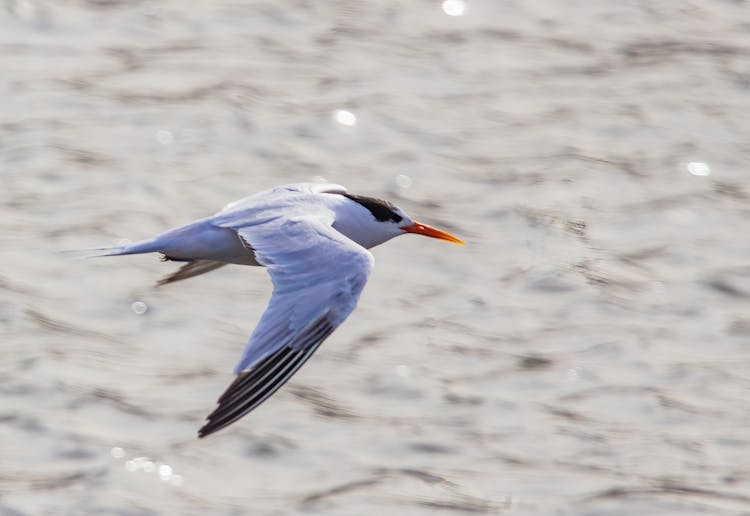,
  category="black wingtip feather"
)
[197,317,335,439]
